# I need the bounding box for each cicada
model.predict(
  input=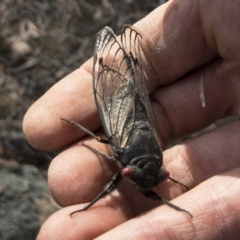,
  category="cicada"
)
[62,25,192,218]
